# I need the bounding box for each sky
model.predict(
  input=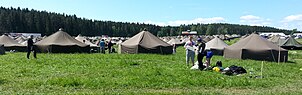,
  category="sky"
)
[1,0,302,30]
